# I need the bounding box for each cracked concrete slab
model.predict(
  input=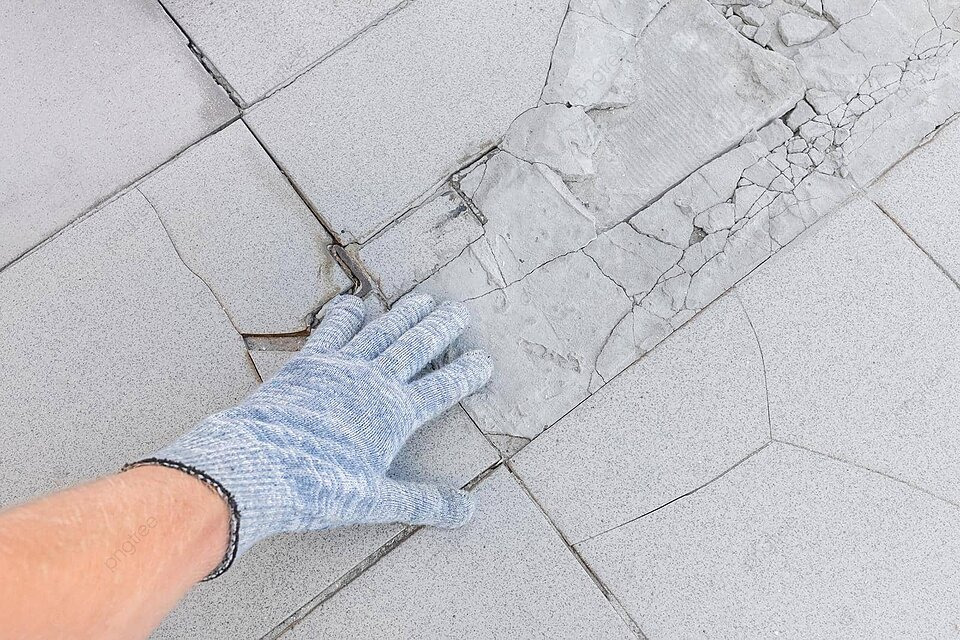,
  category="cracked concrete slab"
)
[577,443,960,638]
[570,0,805,228]
[0,0,237,268]
[419,250,632,441]
[0,189,257,504]
[357,186,484,303]
[569,0,670,35]
[542,11,640,109]
[155,405,498,639]
[282,468,633,639]
[139,120,351,334]
[871,116,960,283]
[513,293,769,544]
[245,0,569,243]
[738,196,960,504]
[161,0,400,104]
[792,0,960,183]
